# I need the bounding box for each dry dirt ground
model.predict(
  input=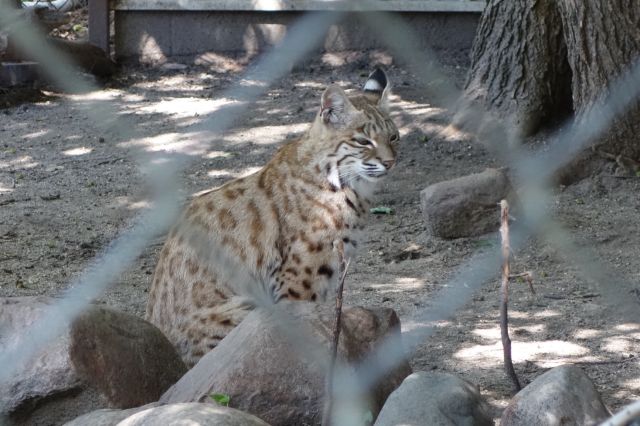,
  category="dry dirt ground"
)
[1,51,640,423]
